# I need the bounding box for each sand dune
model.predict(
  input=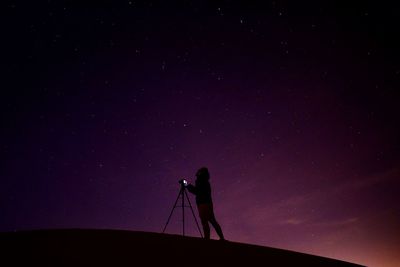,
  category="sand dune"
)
[0,229,364,266]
